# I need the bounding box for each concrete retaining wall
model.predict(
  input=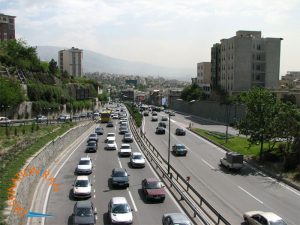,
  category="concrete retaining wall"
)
[4,122,93,225]
[169,99,246,124]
